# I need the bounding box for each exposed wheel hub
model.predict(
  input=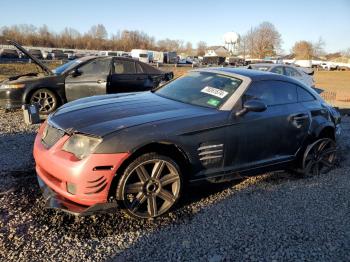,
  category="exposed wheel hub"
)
[145,179,160,194]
